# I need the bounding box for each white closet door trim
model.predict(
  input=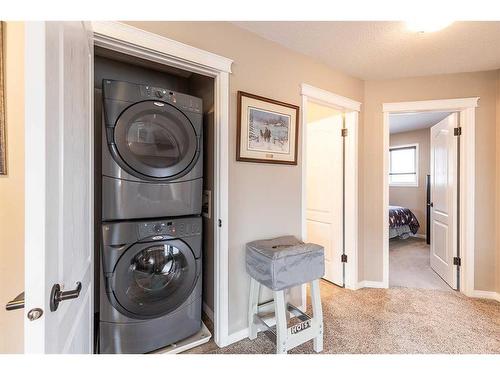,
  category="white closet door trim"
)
[91,21,233,74]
